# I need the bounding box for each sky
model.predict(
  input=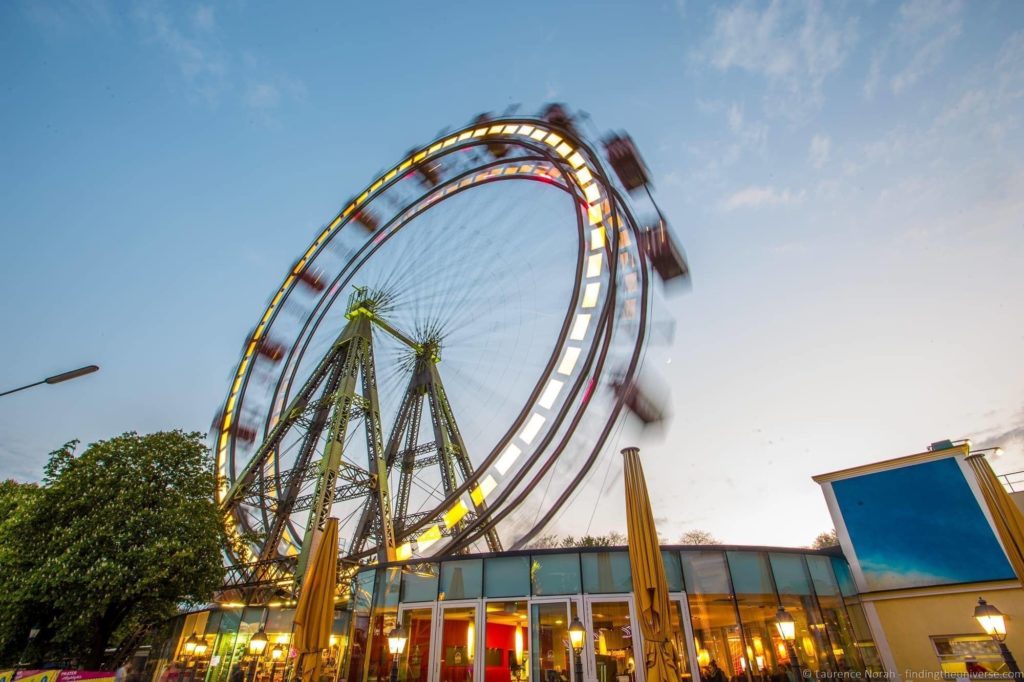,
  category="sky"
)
[1,0,1023,549]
